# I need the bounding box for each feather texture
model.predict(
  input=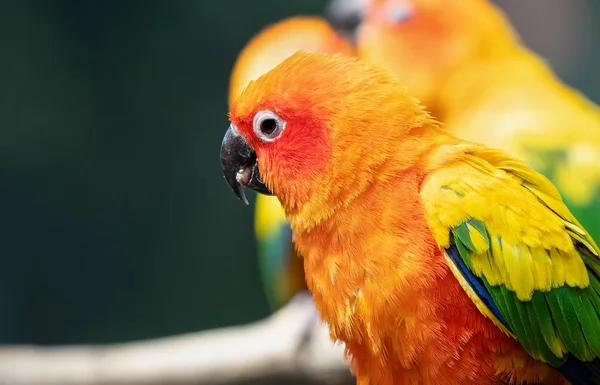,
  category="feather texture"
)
[421,143,600,377]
